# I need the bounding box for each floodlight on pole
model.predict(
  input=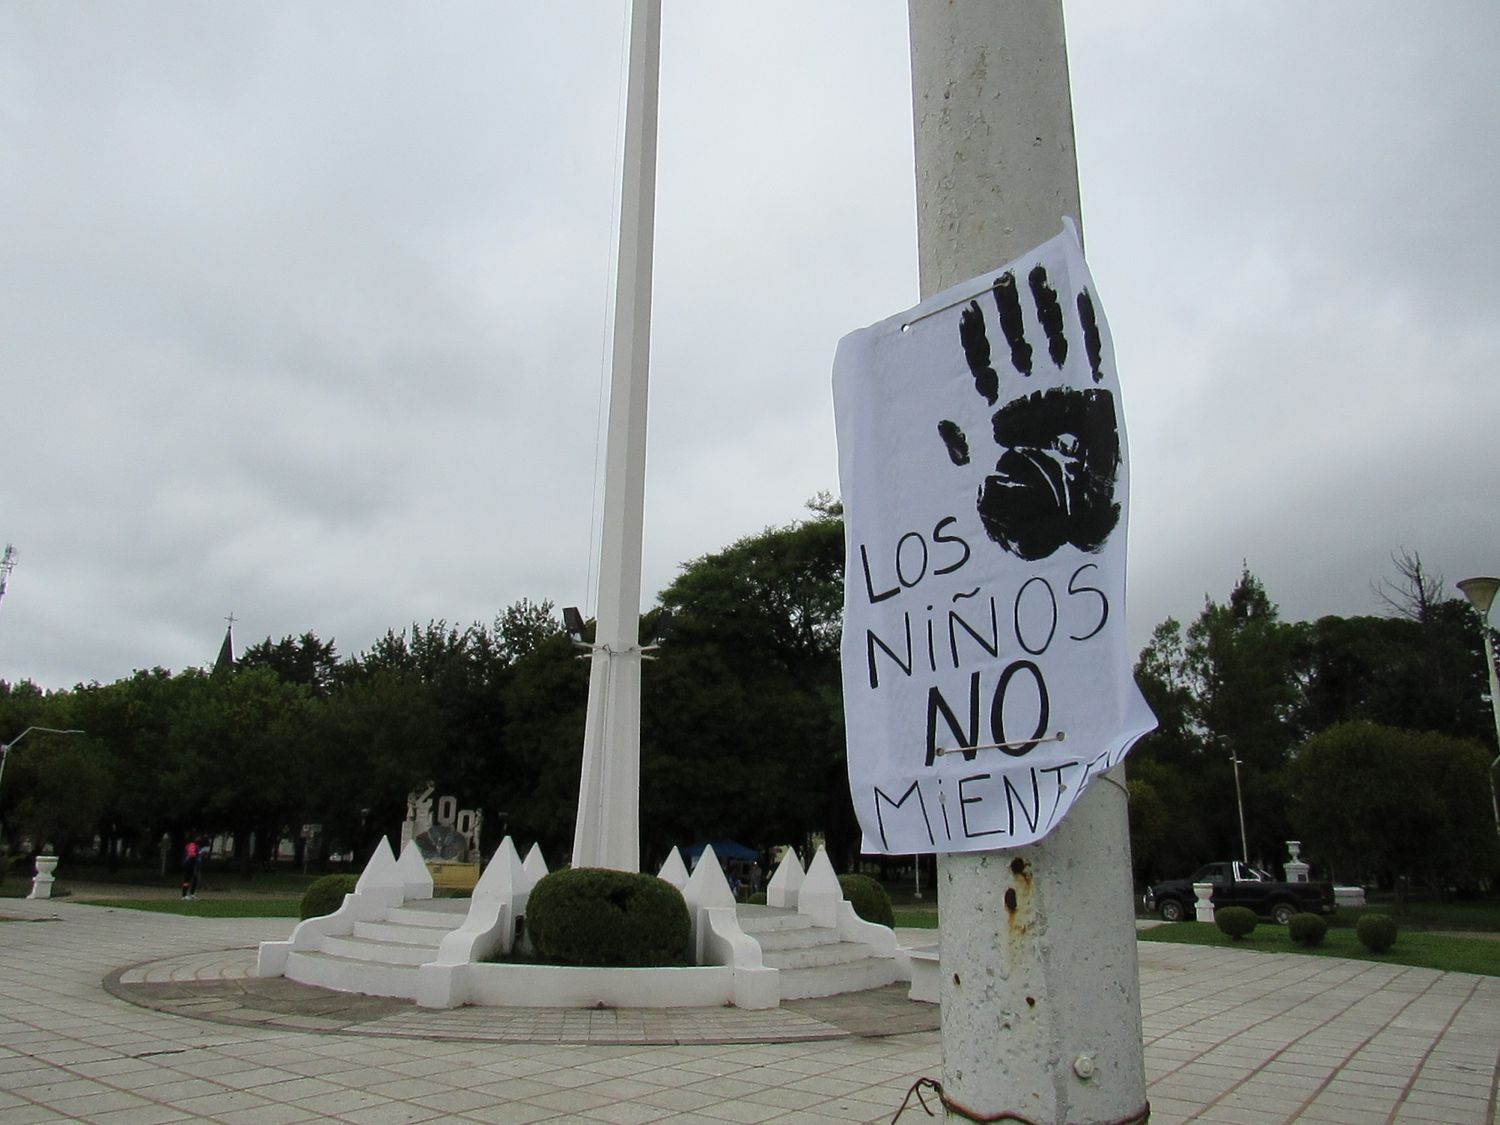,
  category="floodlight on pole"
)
[1456,576,1500,838]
